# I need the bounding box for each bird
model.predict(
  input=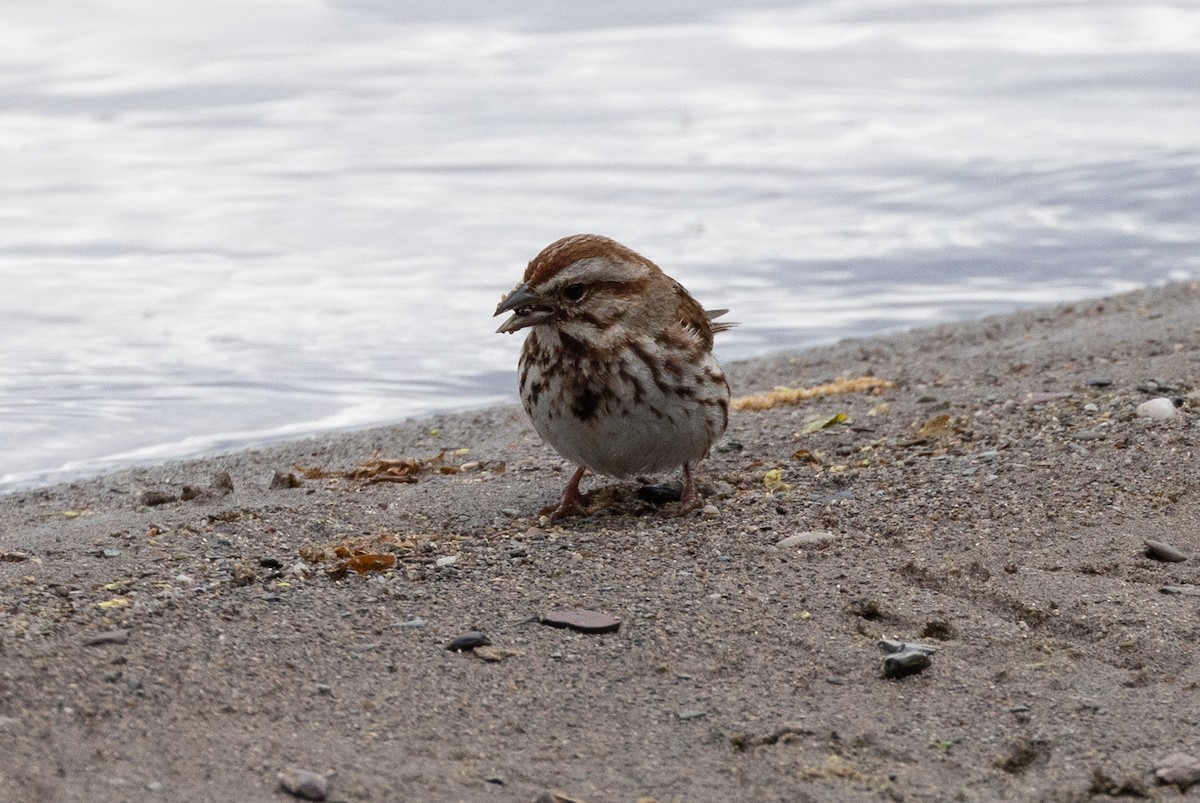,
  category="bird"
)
[494,234,731,521]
